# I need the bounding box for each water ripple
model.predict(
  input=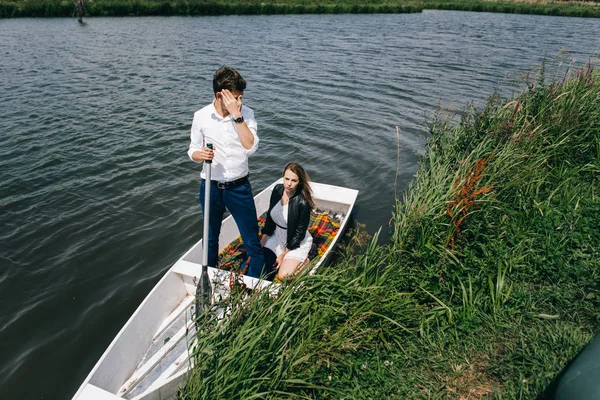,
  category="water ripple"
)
[1,11,599,400]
